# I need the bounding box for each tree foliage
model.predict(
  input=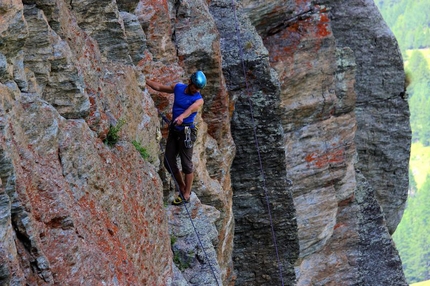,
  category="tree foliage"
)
[394,175,430,283]
[376,0,430,52]
[407,51,430,146]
